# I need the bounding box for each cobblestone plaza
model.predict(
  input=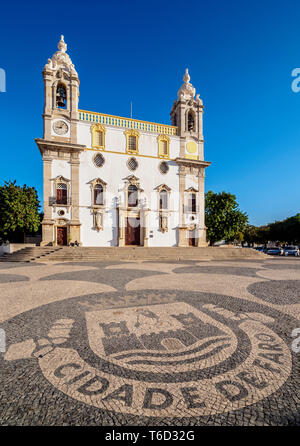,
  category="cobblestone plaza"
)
[0,257,299,426]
